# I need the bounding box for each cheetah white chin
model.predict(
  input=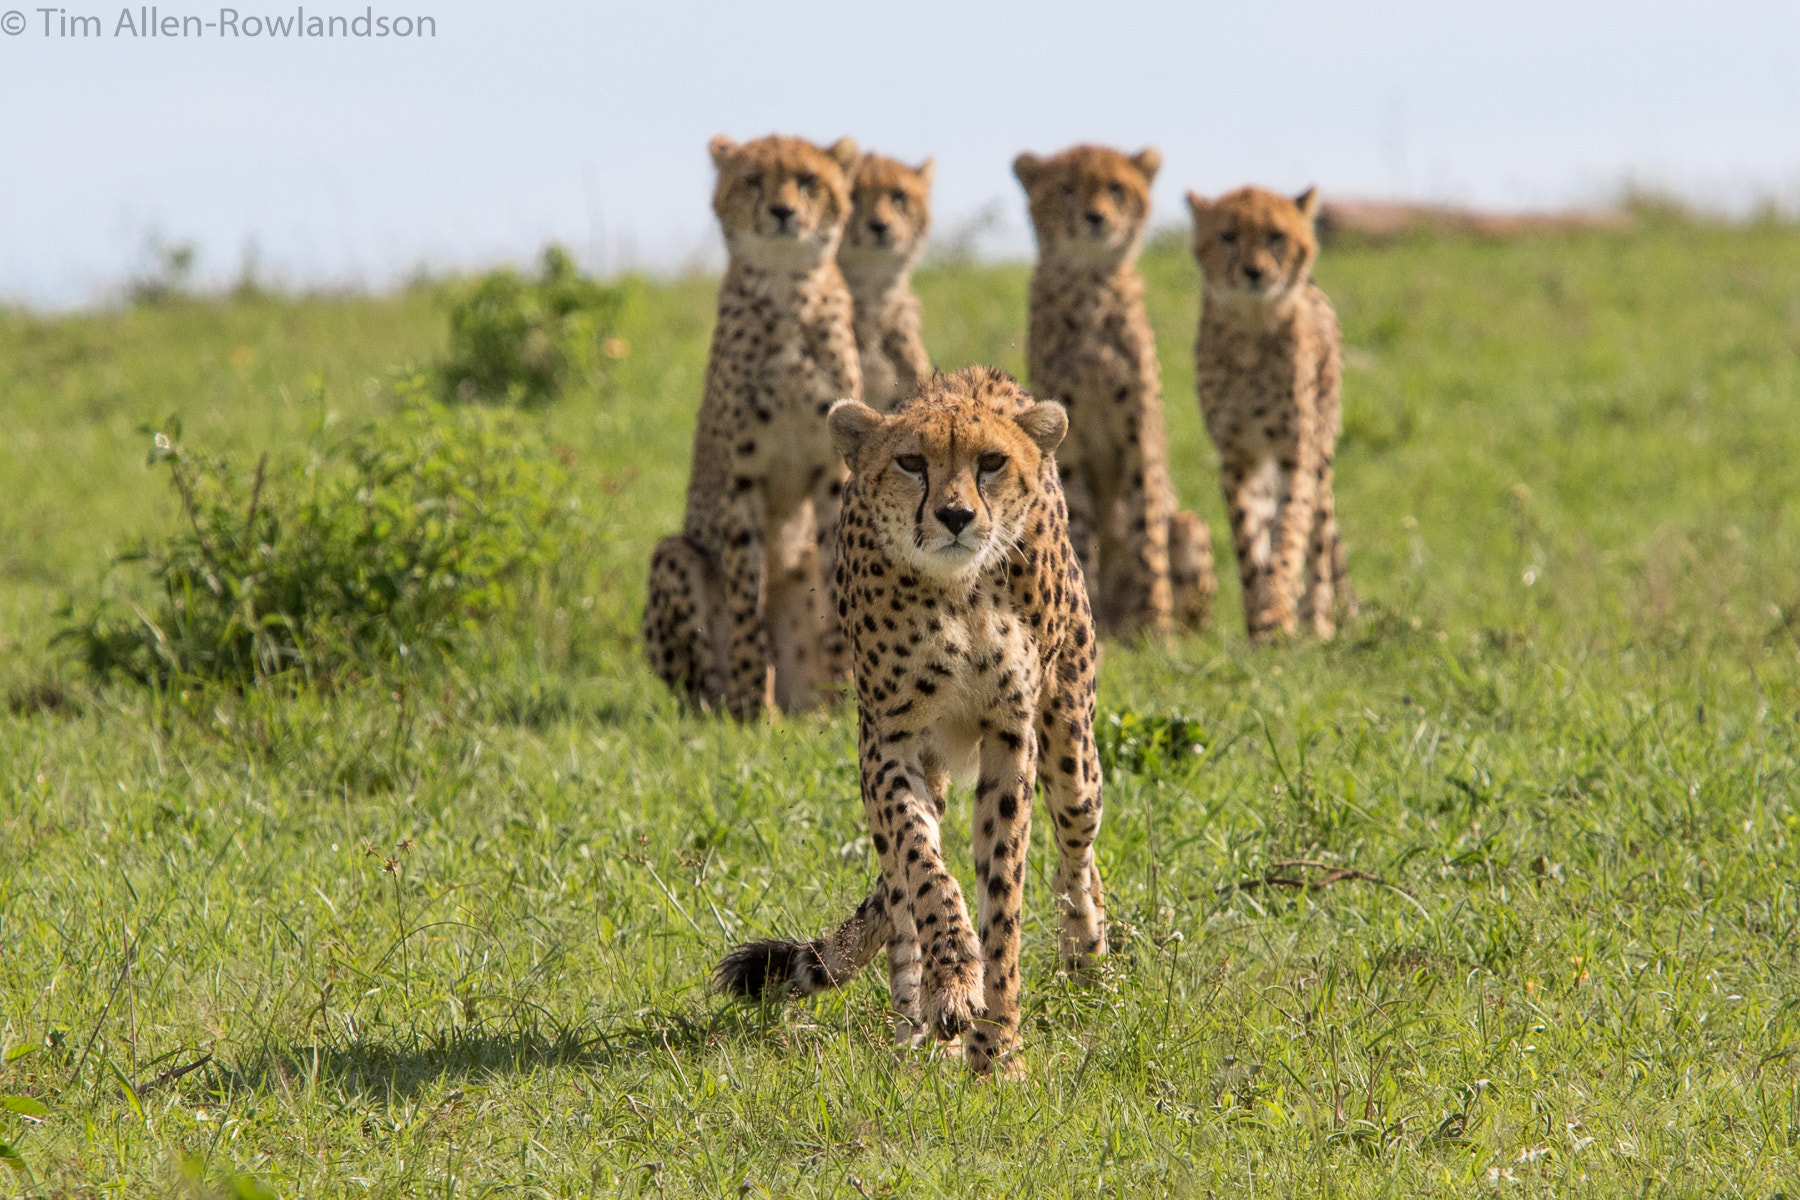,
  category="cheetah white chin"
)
[912,538,985,577]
